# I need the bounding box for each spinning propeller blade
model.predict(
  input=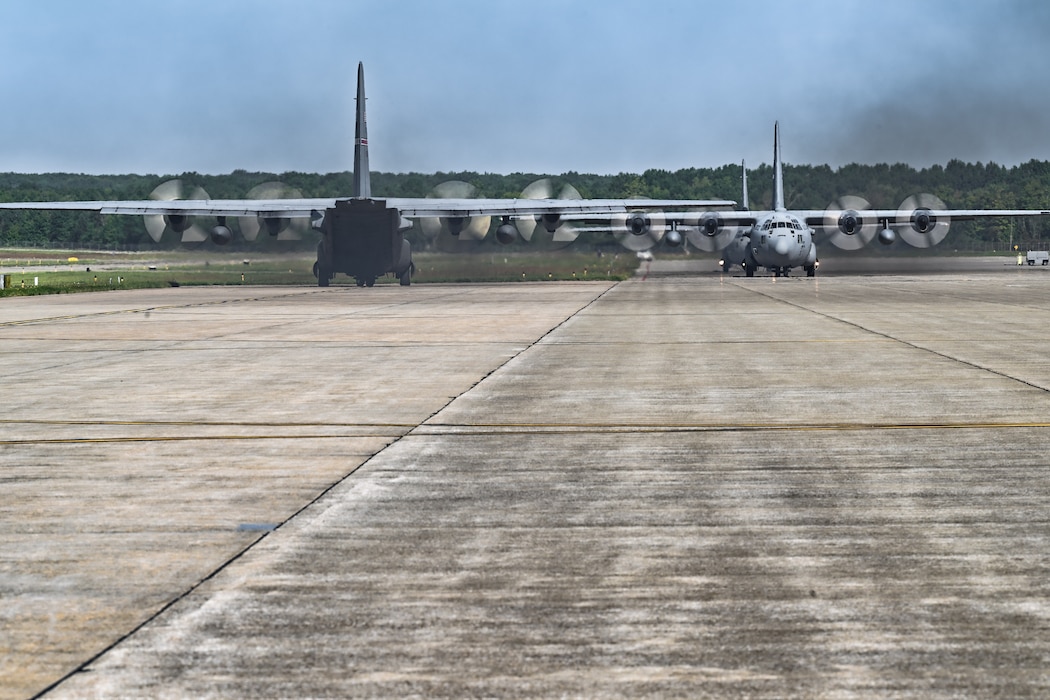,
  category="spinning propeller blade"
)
[514,178,582,250]
[823,195,877,250]
[419,180,491,252]
[144,179,210,243]
[897,193,951,248]
[238,182,309,241]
